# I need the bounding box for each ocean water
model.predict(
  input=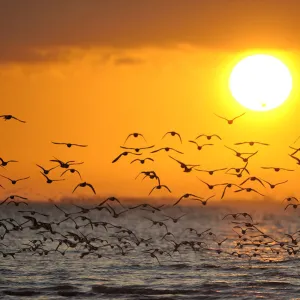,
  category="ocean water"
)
[0,200,299,299]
